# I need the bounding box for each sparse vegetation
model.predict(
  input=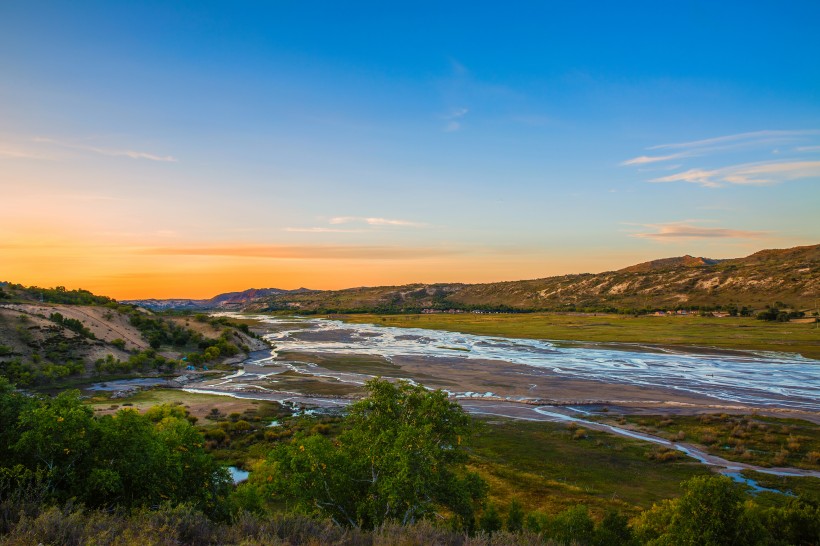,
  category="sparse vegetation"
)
[613,414,820,470]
